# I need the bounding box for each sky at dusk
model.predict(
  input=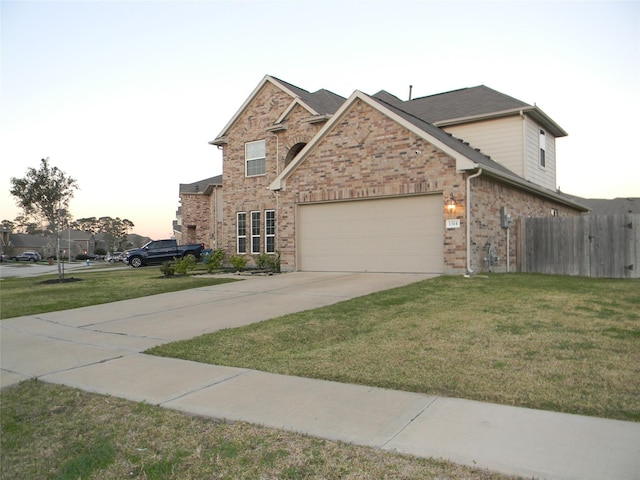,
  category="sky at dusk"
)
[1,0,638,240]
